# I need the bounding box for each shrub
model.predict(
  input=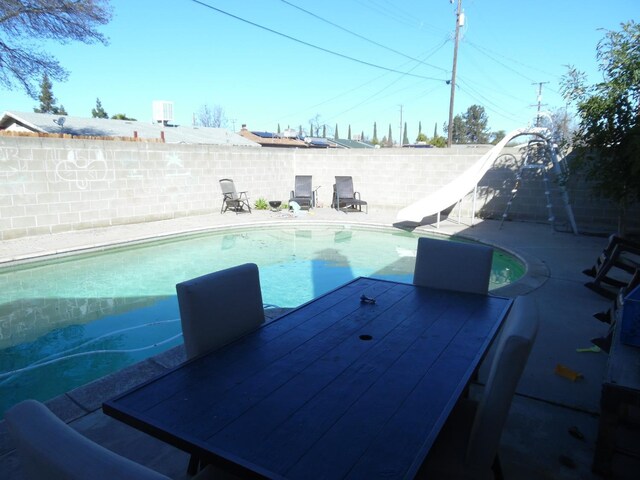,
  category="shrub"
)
[254,198,268,210]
